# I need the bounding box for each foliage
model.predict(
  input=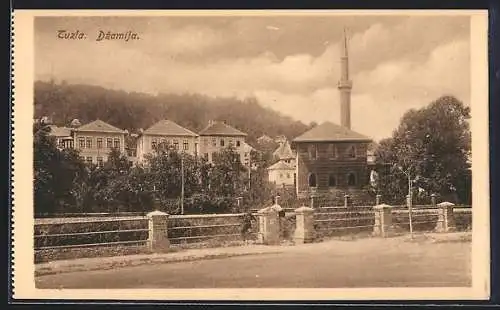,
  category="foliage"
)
[34,81,308,146]
[209,146,248,198]
[144,144,202,203]
[34,124,86,215]
[240,150,275,210]
[374,96,471,204]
